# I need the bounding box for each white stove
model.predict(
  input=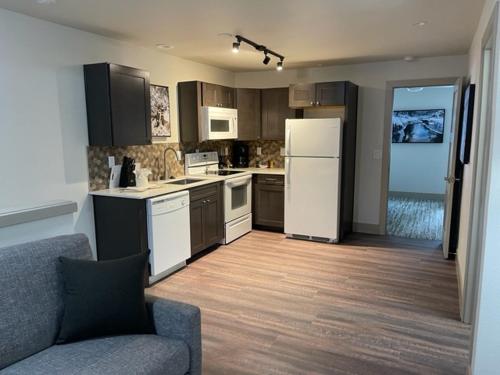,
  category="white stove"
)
[185,152,252,244]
